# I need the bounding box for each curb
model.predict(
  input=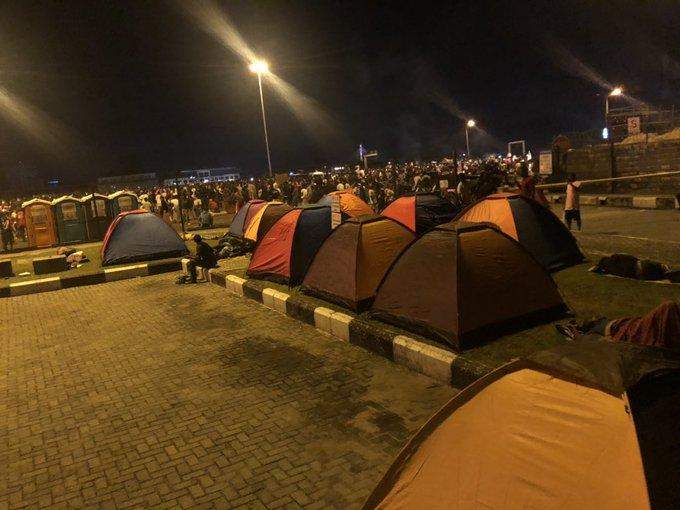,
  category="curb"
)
[200,265,492,388]
[1,259,182,298]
